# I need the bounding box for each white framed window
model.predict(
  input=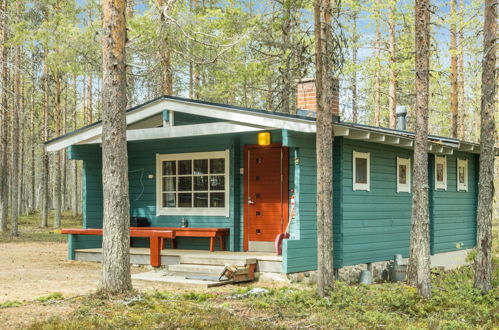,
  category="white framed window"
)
[156,150,230,217]
[435,155,447,190]
[457,158,468,192]
[397,157,411,193]
[353,151,370,191]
